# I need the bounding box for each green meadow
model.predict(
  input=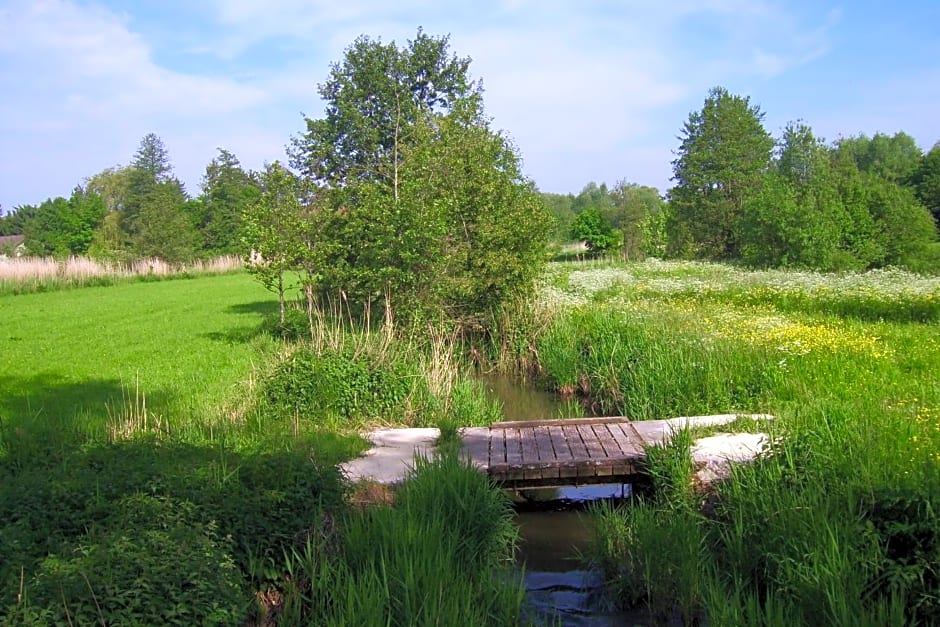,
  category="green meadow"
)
[2,261,939,625]
[0,271,519,625]
[1,273,272,438]
[515,260,939,625]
